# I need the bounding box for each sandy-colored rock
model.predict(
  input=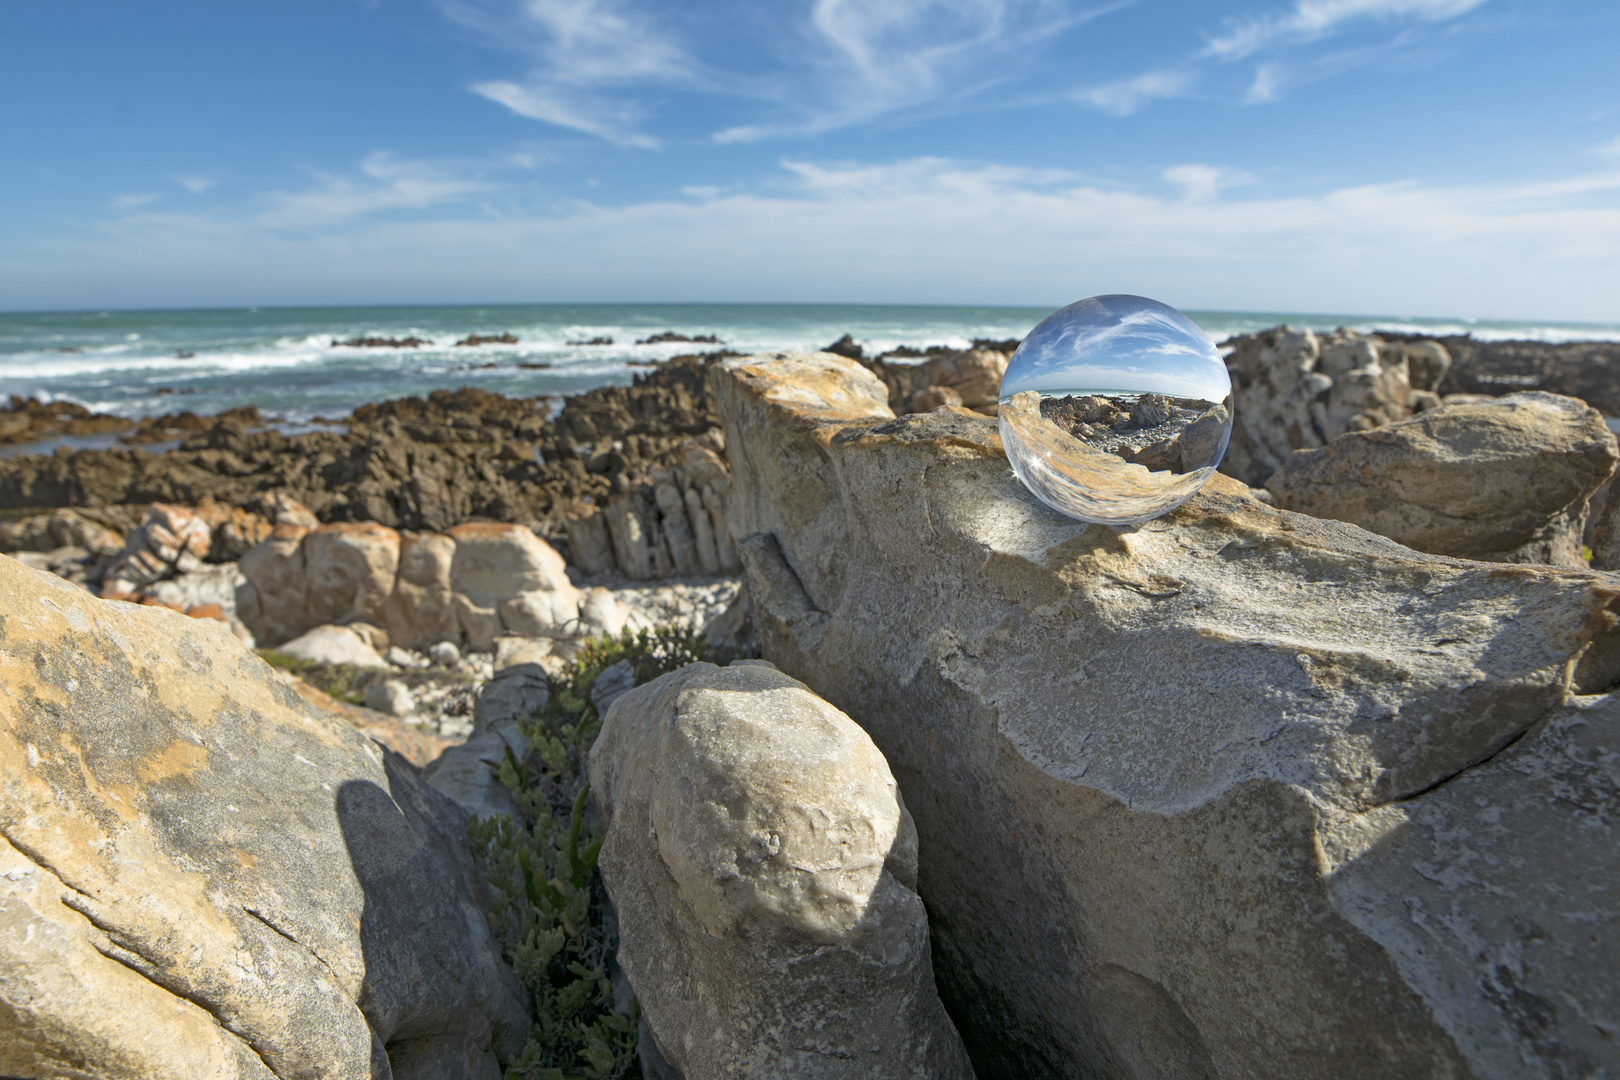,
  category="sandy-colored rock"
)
[236,522,313,646]
[498,589,578,638]
[302,522,401,629]
[275,624,390,668]
[1267,391,1617,566]
[713,350,1620,1080]
[446,522,576,607]
[589,661,974,1080]
[384,531,459,652]
[0,555,525,1078]
[913,349,1008,409]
